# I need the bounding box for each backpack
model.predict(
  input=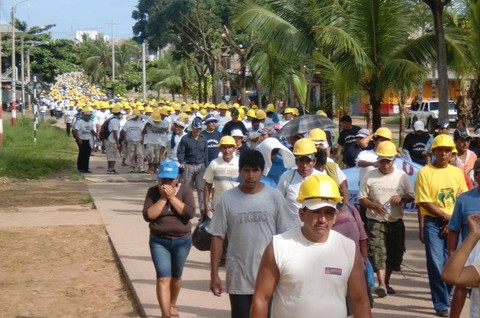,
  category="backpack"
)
[99,118,113,141]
